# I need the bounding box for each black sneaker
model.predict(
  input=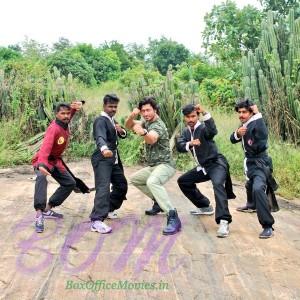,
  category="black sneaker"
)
[236,205,256,213]
[259,228,273,239]
[43,209,64,219]
[145,200,163,215]
[190,205,214,215]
